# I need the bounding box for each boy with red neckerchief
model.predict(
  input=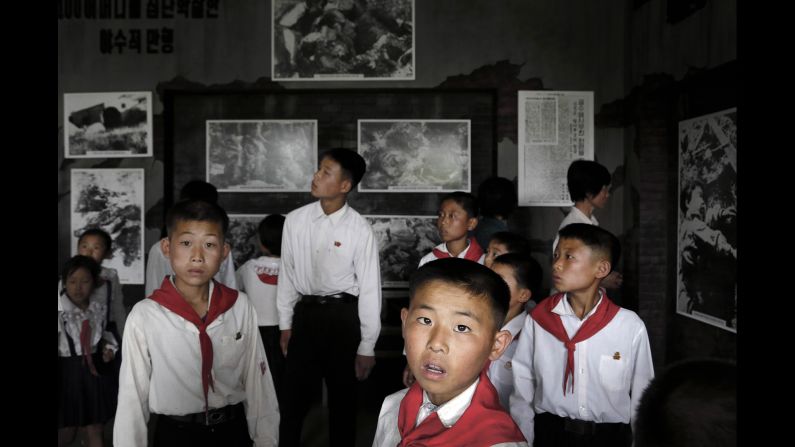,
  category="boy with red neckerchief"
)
[114,200,279,447]
[373,258,528,447]
[418,191,485,267]
[509,223,654,446]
